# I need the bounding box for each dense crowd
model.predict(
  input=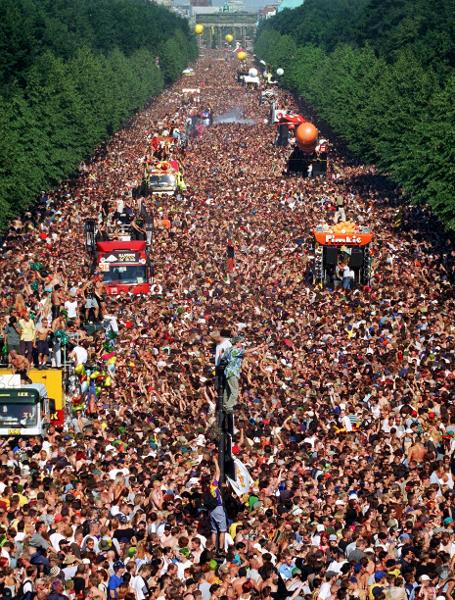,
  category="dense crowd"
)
[0,49,454,600]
